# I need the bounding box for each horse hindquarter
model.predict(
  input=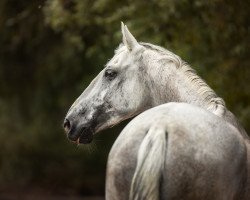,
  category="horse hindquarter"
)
[106,103,248,200]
